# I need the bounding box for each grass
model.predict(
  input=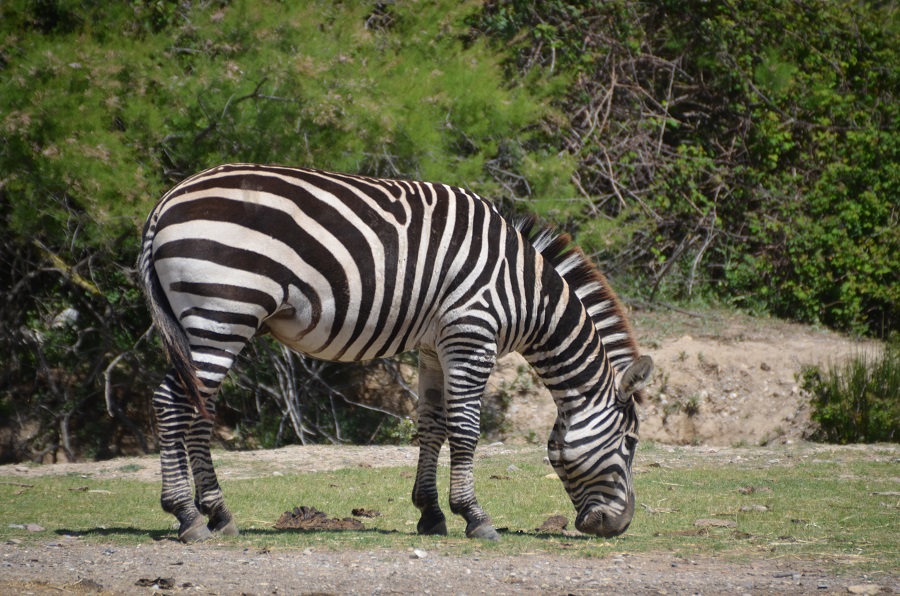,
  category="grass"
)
[1,444,897,574]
